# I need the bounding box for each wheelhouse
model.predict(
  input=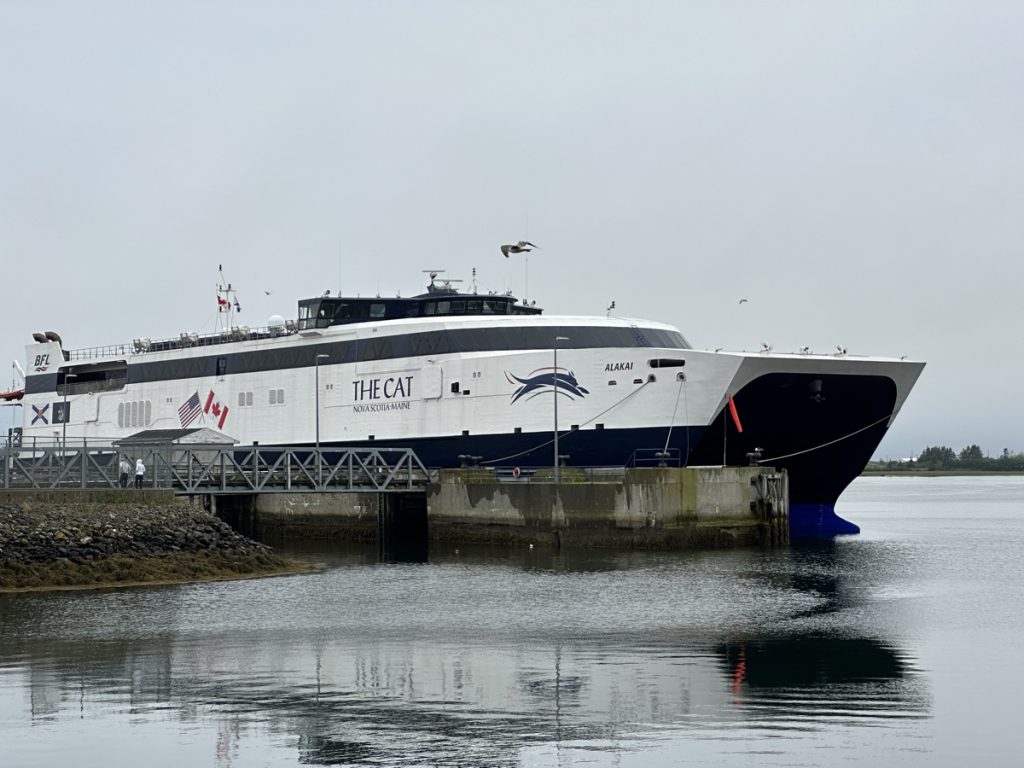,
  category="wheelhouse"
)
[297,291,542,331]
